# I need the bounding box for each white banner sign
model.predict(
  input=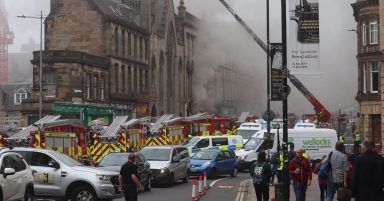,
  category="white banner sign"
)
[287,0,320,74]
